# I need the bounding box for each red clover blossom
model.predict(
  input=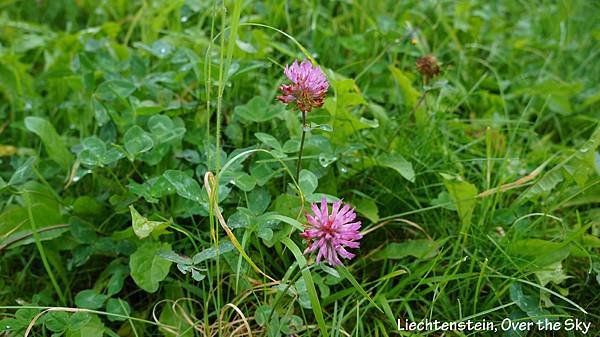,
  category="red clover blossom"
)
[301,197,362,266]
[277,59,329,113]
